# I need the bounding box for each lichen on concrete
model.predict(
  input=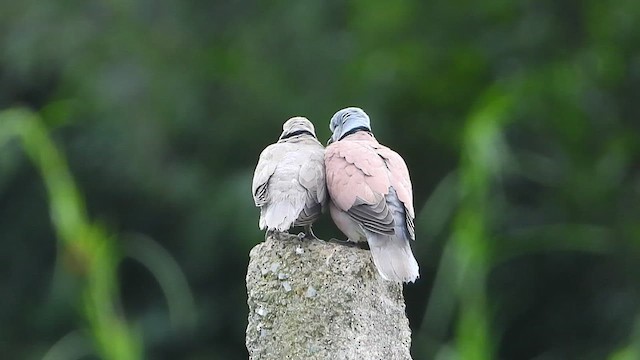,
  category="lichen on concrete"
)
[246,233,413,360]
